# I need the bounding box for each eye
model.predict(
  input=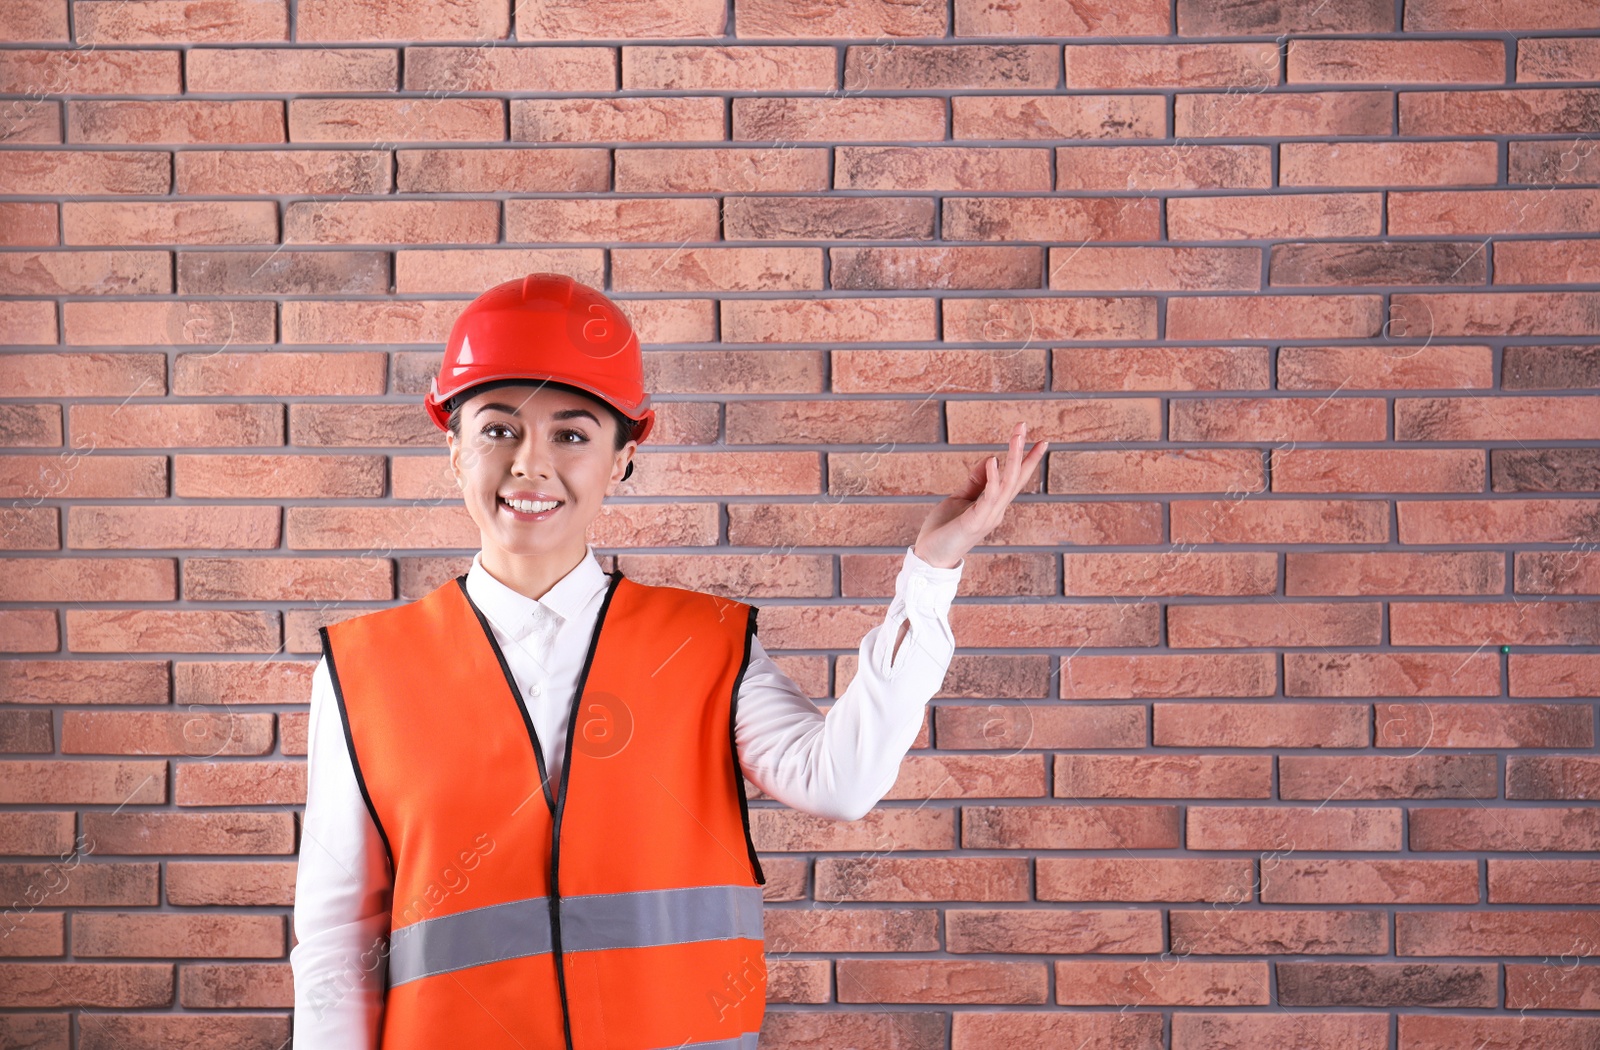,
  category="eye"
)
[556,428,589,443]
[481,422,515,439]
